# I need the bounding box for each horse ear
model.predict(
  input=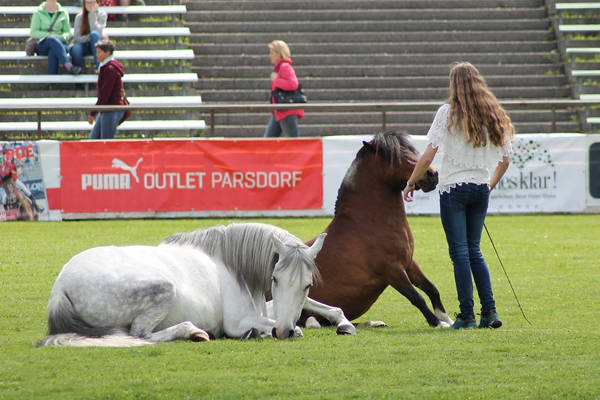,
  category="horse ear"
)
[362,141,375,152]
[271,233,286,254]
[307,233,327,259]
